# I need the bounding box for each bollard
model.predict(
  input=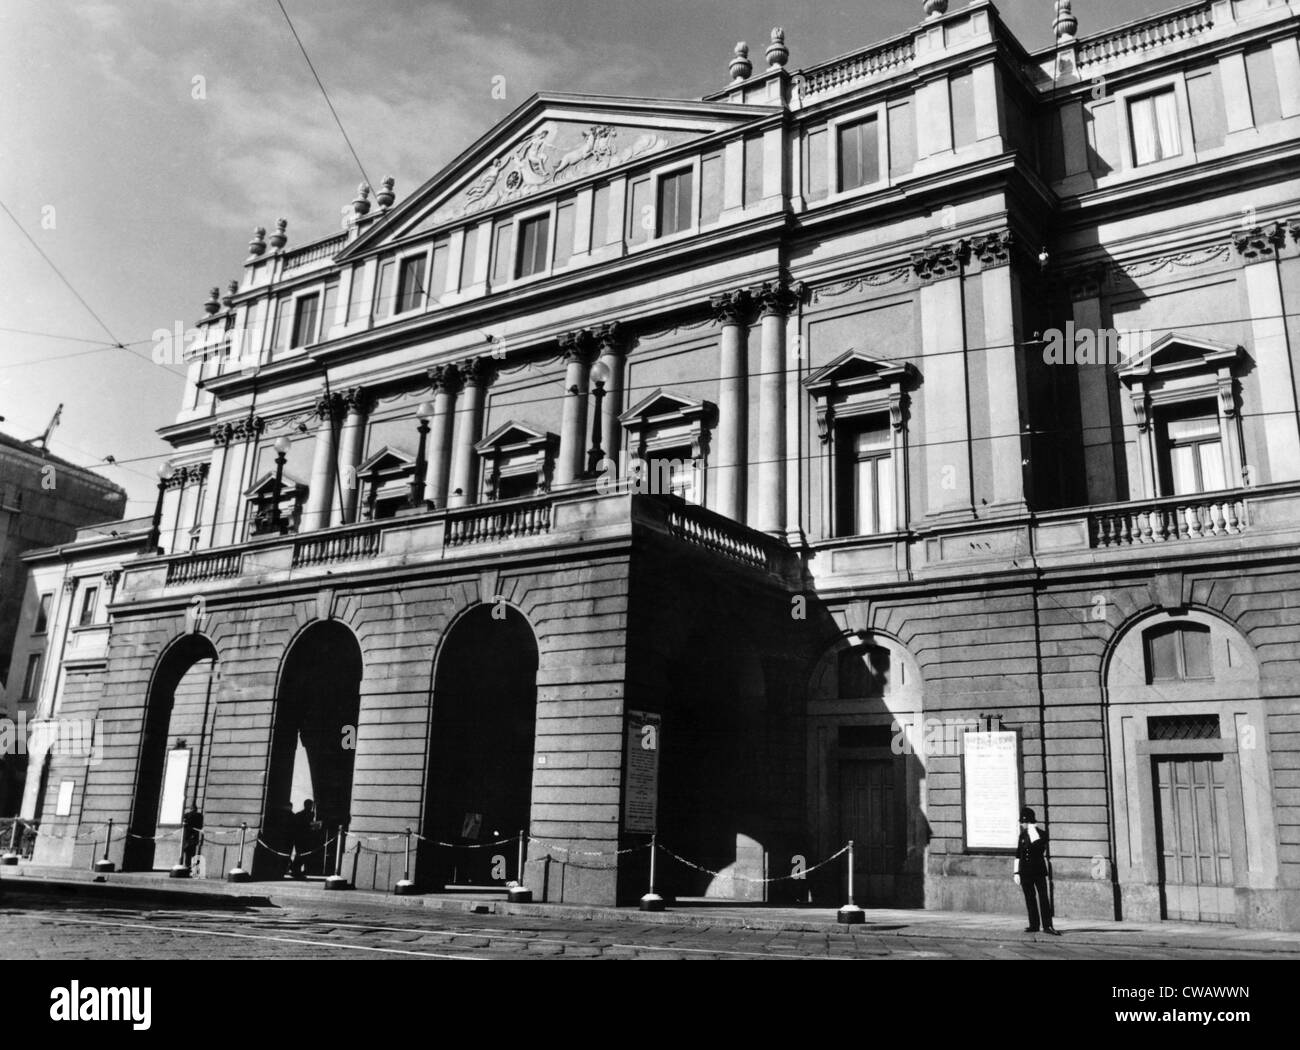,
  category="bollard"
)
[837,839,865,925]
[640,834,665,912]
[507,828,532,903]
[324,825,350,890]
[394,827,415,895]
[227,822,251,882]
[93,819,116,873]
[1,819,19,865]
